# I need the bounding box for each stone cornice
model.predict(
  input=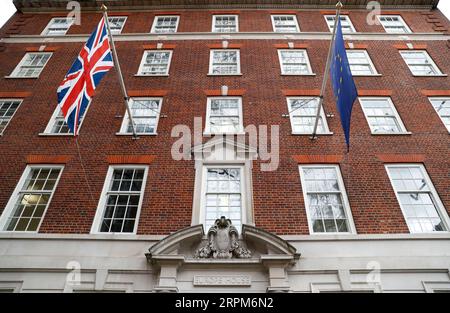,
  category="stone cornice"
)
[13,0,440,12]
